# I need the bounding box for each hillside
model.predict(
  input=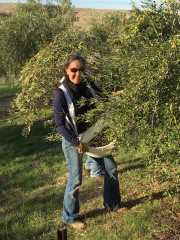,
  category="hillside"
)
[0,3,130,30]
[73,8,130,30]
